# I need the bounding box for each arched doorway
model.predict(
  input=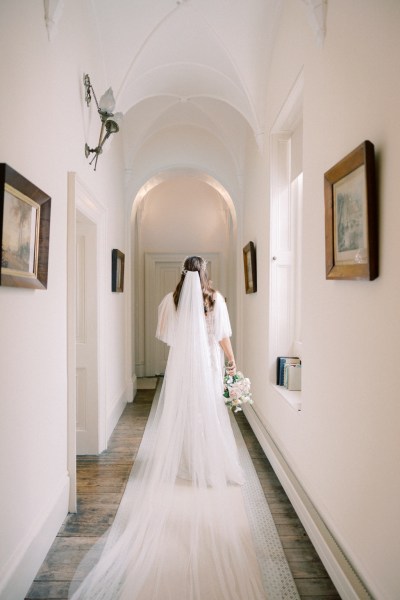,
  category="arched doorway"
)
[128,169,238,379]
